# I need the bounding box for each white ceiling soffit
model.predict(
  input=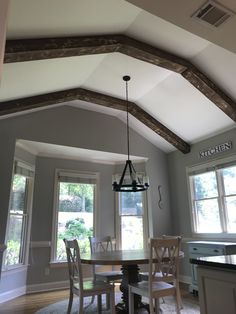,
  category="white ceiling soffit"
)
[127,0,236,54]
[16,139,148,165]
